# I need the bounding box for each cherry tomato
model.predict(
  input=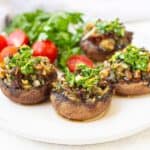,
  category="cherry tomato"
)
[0,35,8,51]
[67,55,94,72]
[32,40,58,63]
[0,55,3,62]
[0,46,18,61]
[7,29,29,47]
